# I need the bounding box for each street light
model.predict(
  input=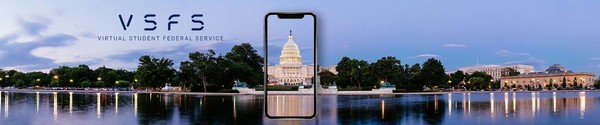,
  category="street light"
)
[69,79,74,83]
[97,77,102,81]
[4,75,8,78]
[53,75,59,80]
[581,78,585,90]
